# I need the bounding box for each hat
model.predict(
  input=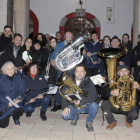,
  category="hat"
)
[117,65,130,71]
[111,36,121,42]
